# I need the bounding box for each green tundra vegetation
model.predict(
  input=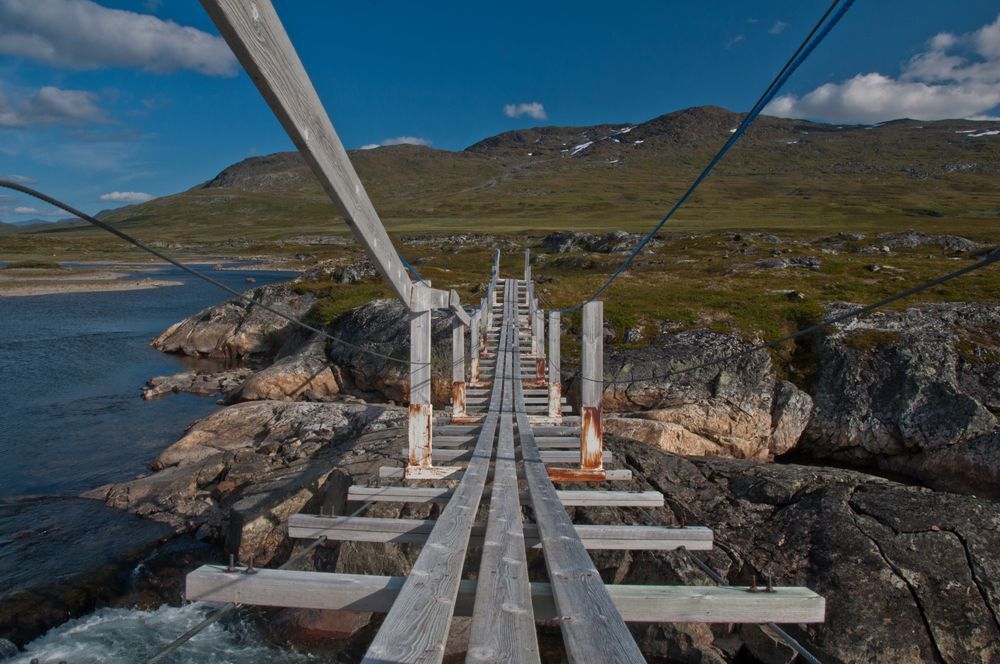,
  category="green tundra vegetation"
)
[2,107,997,363]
